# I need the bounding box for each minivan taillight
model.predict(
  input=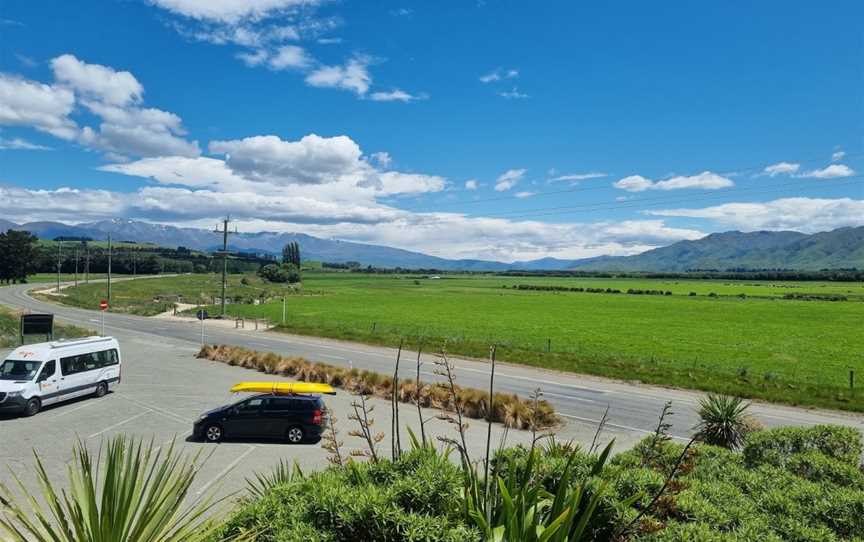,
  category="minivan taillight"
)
[312,409,322,425]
